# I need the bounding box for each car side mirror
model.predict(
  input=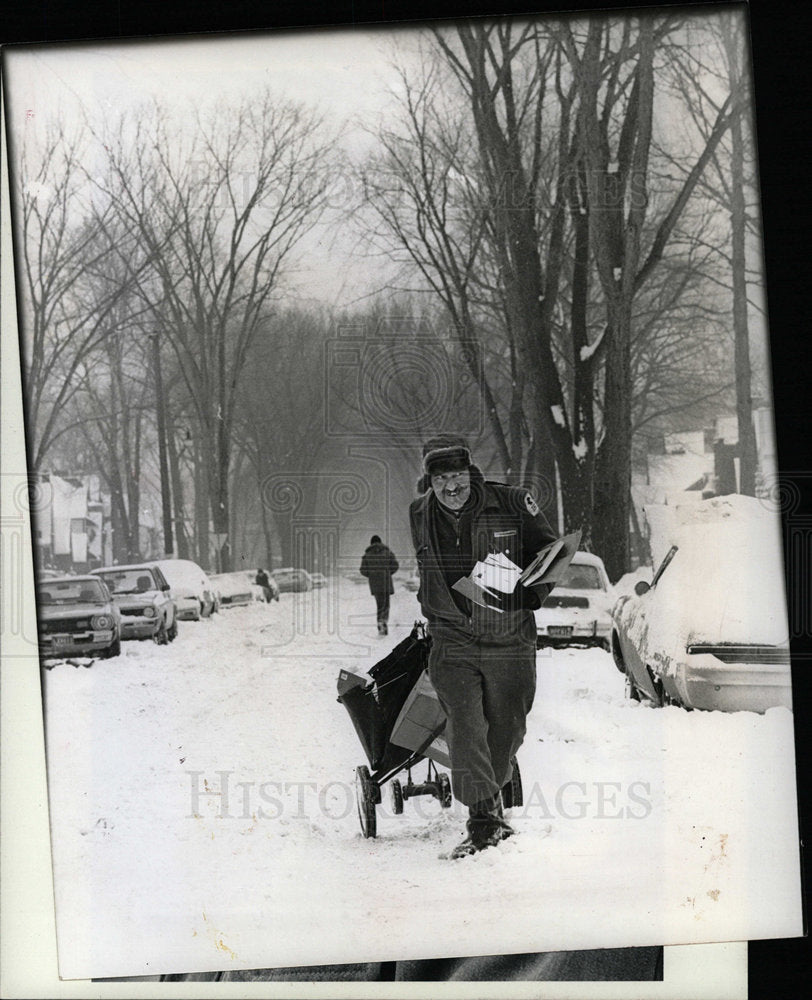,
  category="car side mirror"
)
[634,580,651,597]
